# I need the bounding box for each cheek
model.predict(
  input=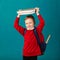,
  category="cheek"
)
[25,23,28,27]
[25,24,28,27]
[25,23,34,28]
[30,23,33,26]
[25,21,34,27]
[30,22,34,26]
